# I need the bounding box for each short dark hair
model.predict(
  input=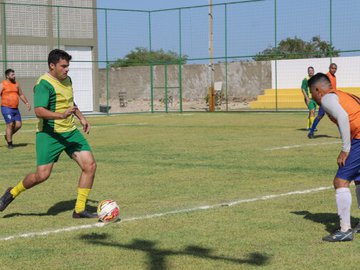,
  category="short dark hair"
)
[308,66,314,71]
[5,68,14,76]
[48,49,72,68]
[308,73,331,89]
